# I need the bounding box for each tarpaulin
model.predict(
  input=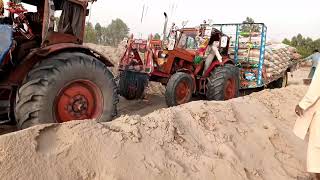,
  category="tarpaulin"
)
[0,24,12,63]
